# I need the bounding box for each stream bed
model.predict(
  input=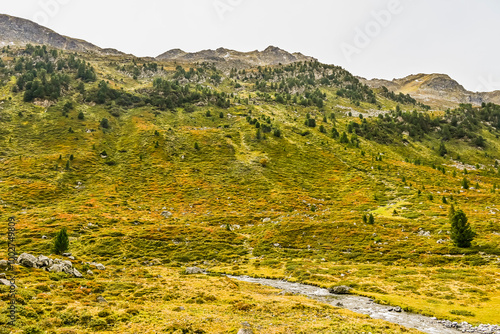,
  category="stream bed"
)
[228,275,500,334]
